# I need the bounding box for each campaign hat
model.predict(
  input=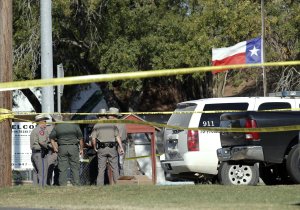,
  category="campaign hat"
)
[107,107,122,117]
[51,114,63,122]
[97,108,107,117]
[35,114,49,122]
